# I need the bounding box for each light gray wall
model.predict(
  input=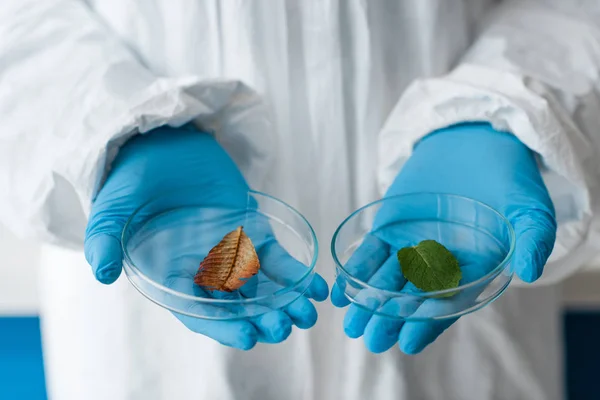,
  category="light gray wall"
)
[0,224,40,315]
